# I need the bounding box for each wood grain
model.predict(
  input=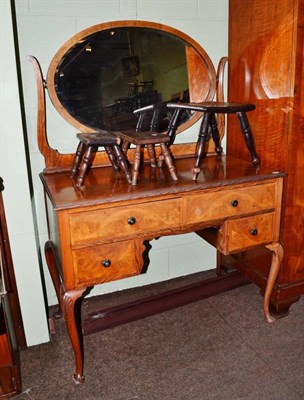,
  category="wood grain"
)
[226,0,304,312]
